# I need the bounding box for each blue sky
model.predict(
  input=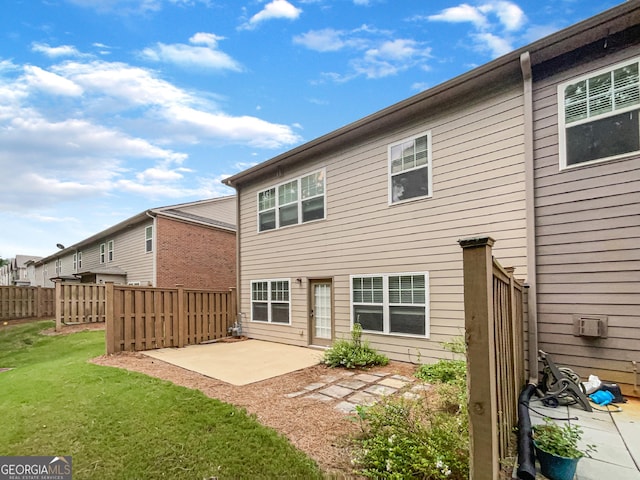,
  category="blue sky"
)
[0,0,623,259]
